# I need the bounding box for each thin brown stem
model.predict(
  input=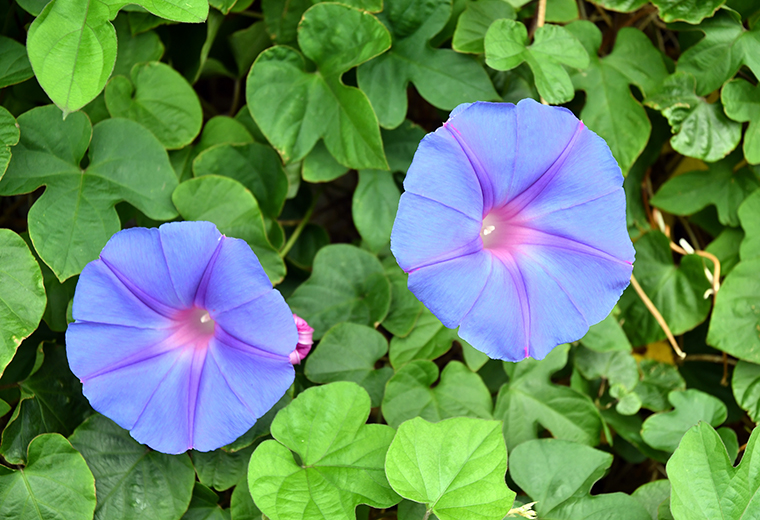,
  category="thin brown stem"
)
[669,241,721,299]
[682,354,737,366]
[630,273,686,359]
